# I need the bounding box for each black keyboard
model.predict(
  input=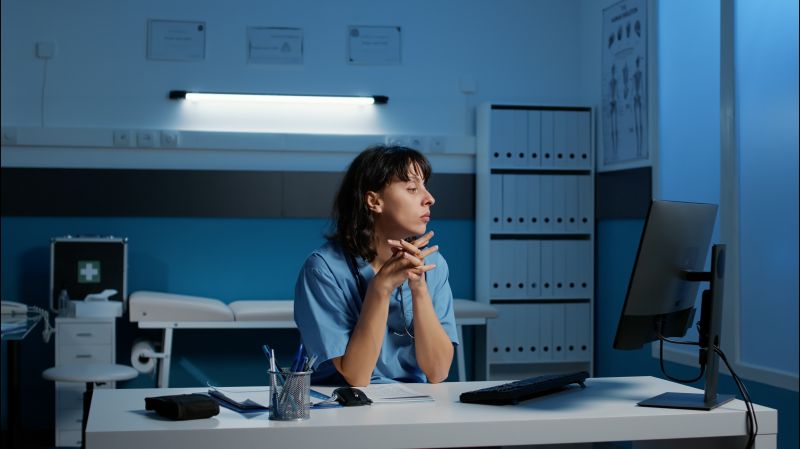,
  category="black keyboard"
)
[459,371,589,405]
